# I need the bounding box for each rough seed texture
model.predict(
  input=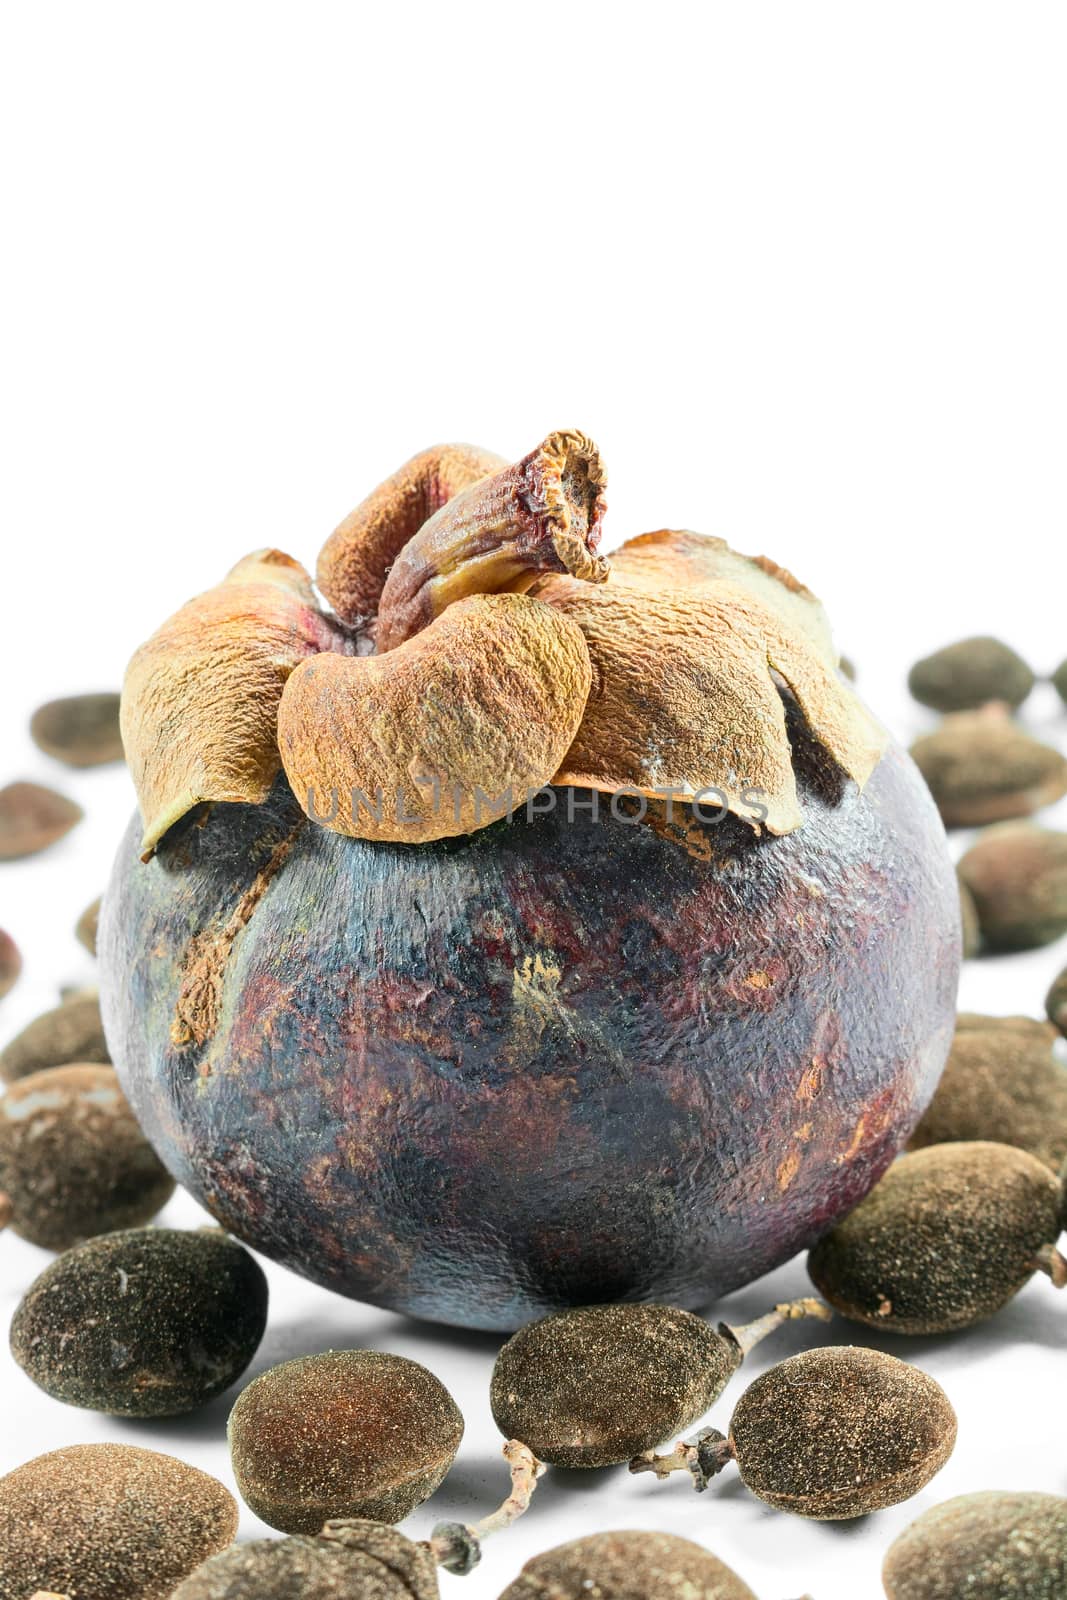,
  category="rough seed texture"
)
[497,1529,759,1600]
[729,1346,956,1519]
[883,1491,1067,1599]
[11,1227,268,1415]
[808,1142,1063,1333]
[0,1063,174,1248]
[909,709,1067,827]
[228,1350,464,1533]
[957,822,1067,951]
[171,1519,441,1600]
[490,1303,738,1467]
[1,991,110,1081]
[907,637,1035,712]
[0,1443,237,1600]
[909,1015,1067,1171]
[30,692,124,767]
